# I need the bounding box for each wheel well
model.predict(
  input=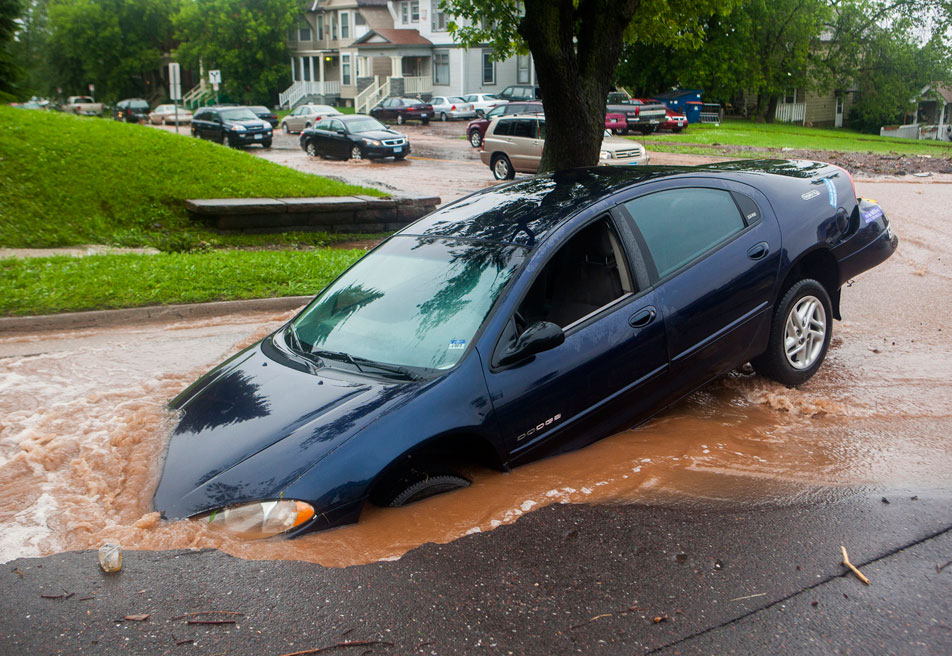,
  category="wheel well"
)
[366,433,504,502]
[778,249,841,319]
